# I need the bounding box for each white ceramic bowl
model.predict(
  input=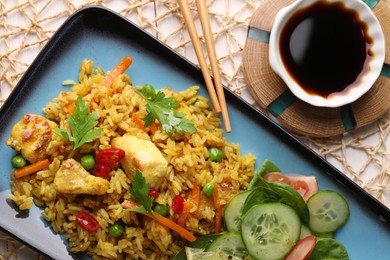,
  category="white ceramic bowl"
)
[269,0,385,108]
